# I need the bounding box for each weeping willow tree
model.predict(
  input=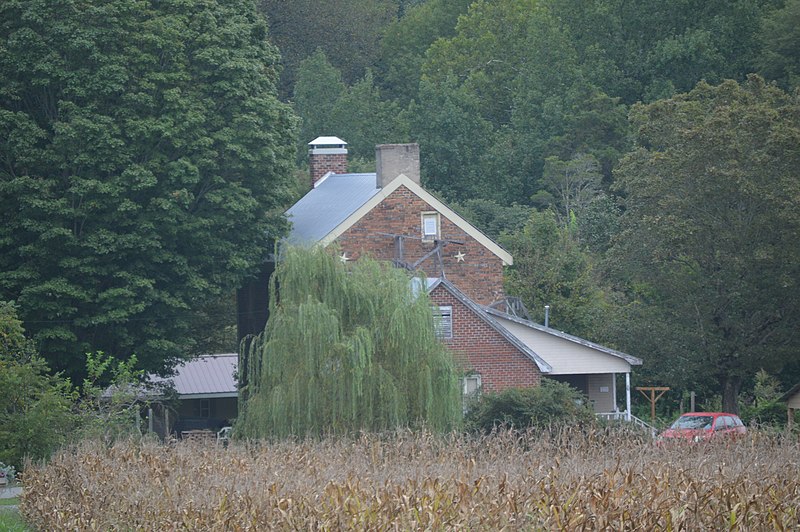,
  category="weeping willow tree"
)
[236,246,462,438]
